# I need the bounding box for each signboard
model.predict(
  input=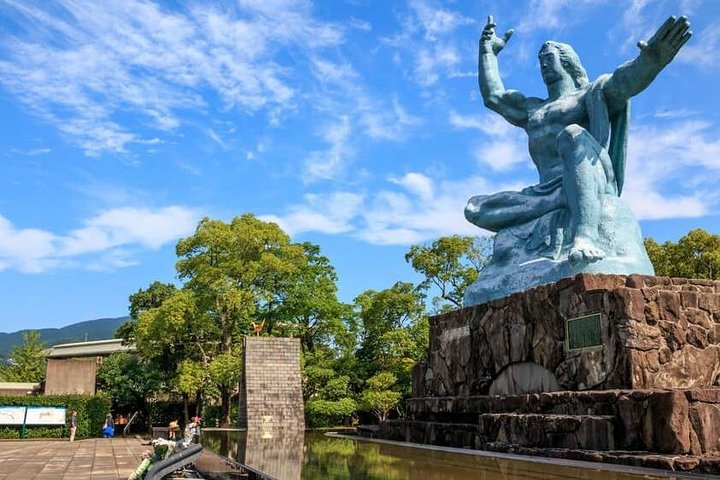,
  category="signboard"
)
[25,406,67,425]
[566,313,603,352]
[0,406,26,425]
